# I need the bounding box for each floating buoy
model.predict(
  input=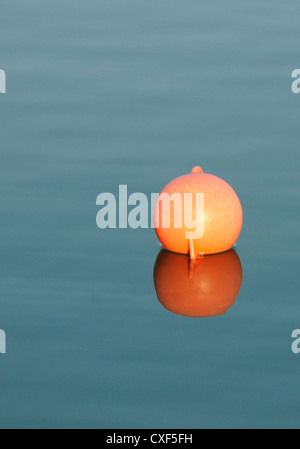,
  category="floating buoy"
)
[153,166,243,258]
[153,249,243,318]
